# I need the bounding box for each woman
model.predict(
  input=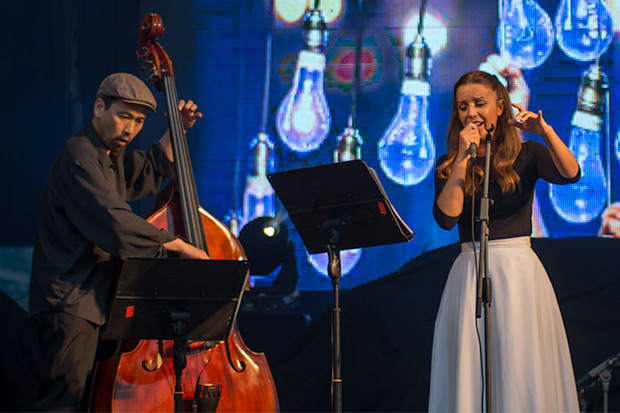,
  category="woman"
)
[428,71,580,412]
